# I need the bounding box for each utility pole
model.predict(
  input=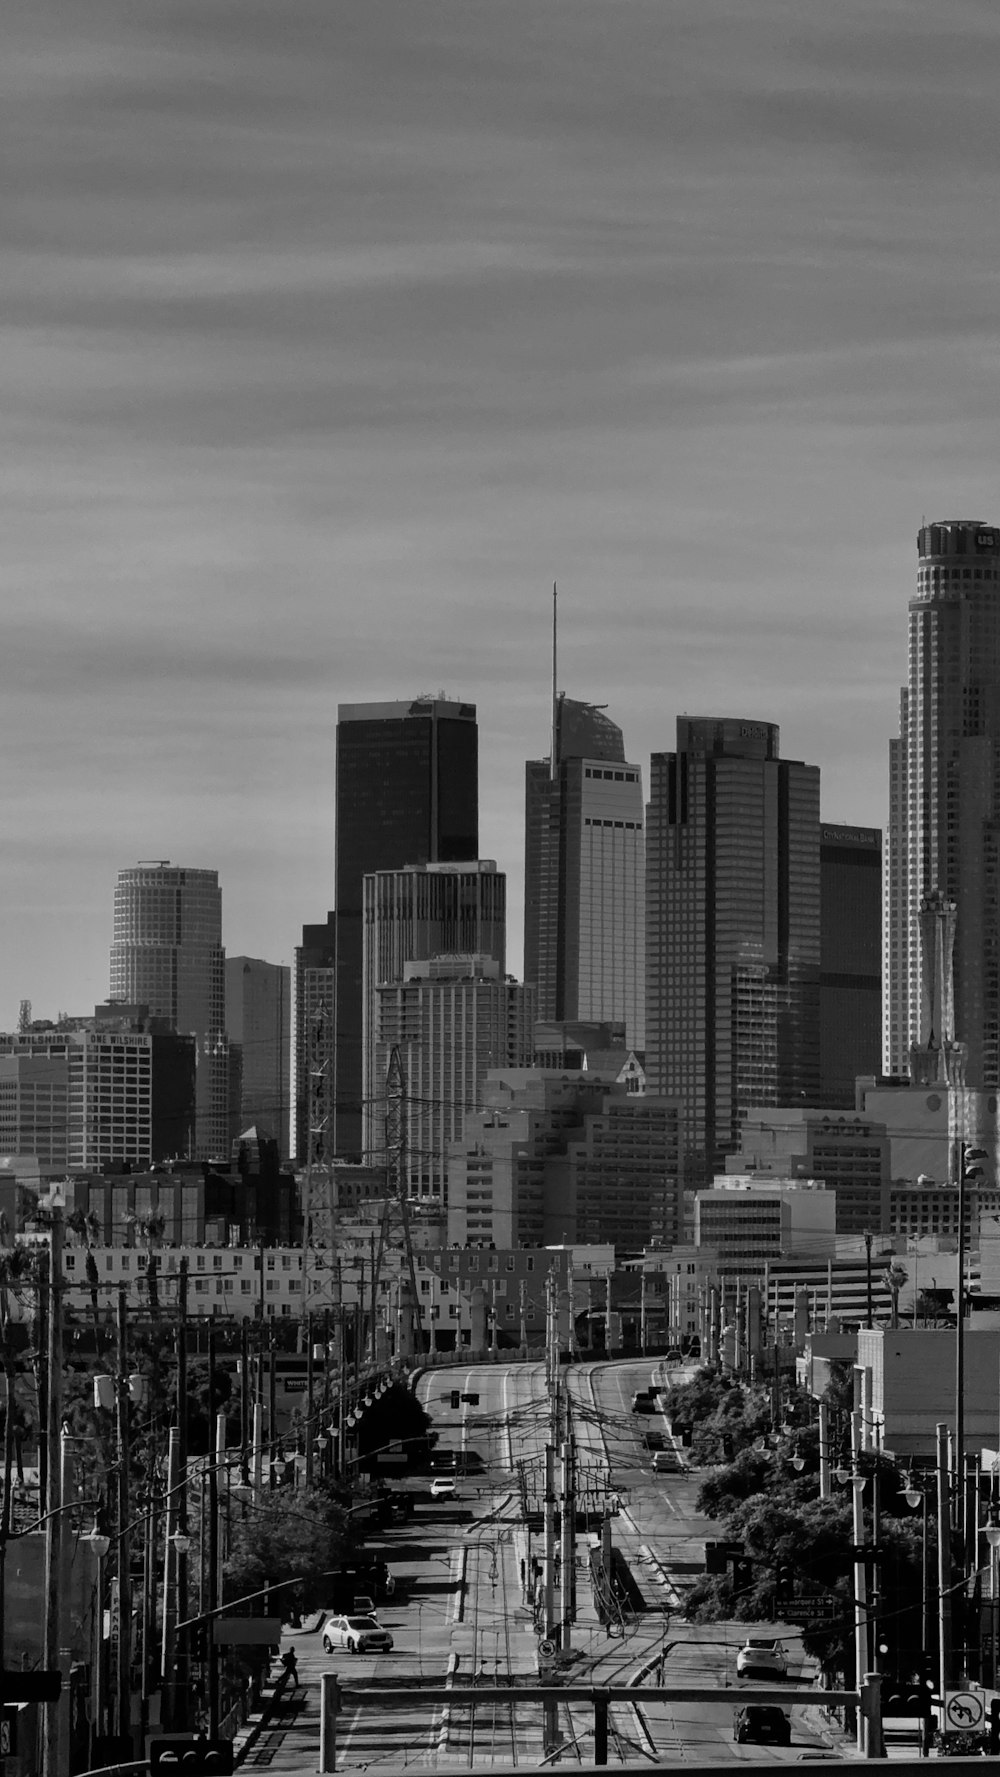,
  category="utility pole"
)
[559,1409,575,1650]
[208,1391,223,1736]
[160,1427,181,1725]
[174,1259,189,1728]
[305,1311,315,1485]
[116,1287,132,1752]
[542,1271,560,1755]
[41,1206,64,1777]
